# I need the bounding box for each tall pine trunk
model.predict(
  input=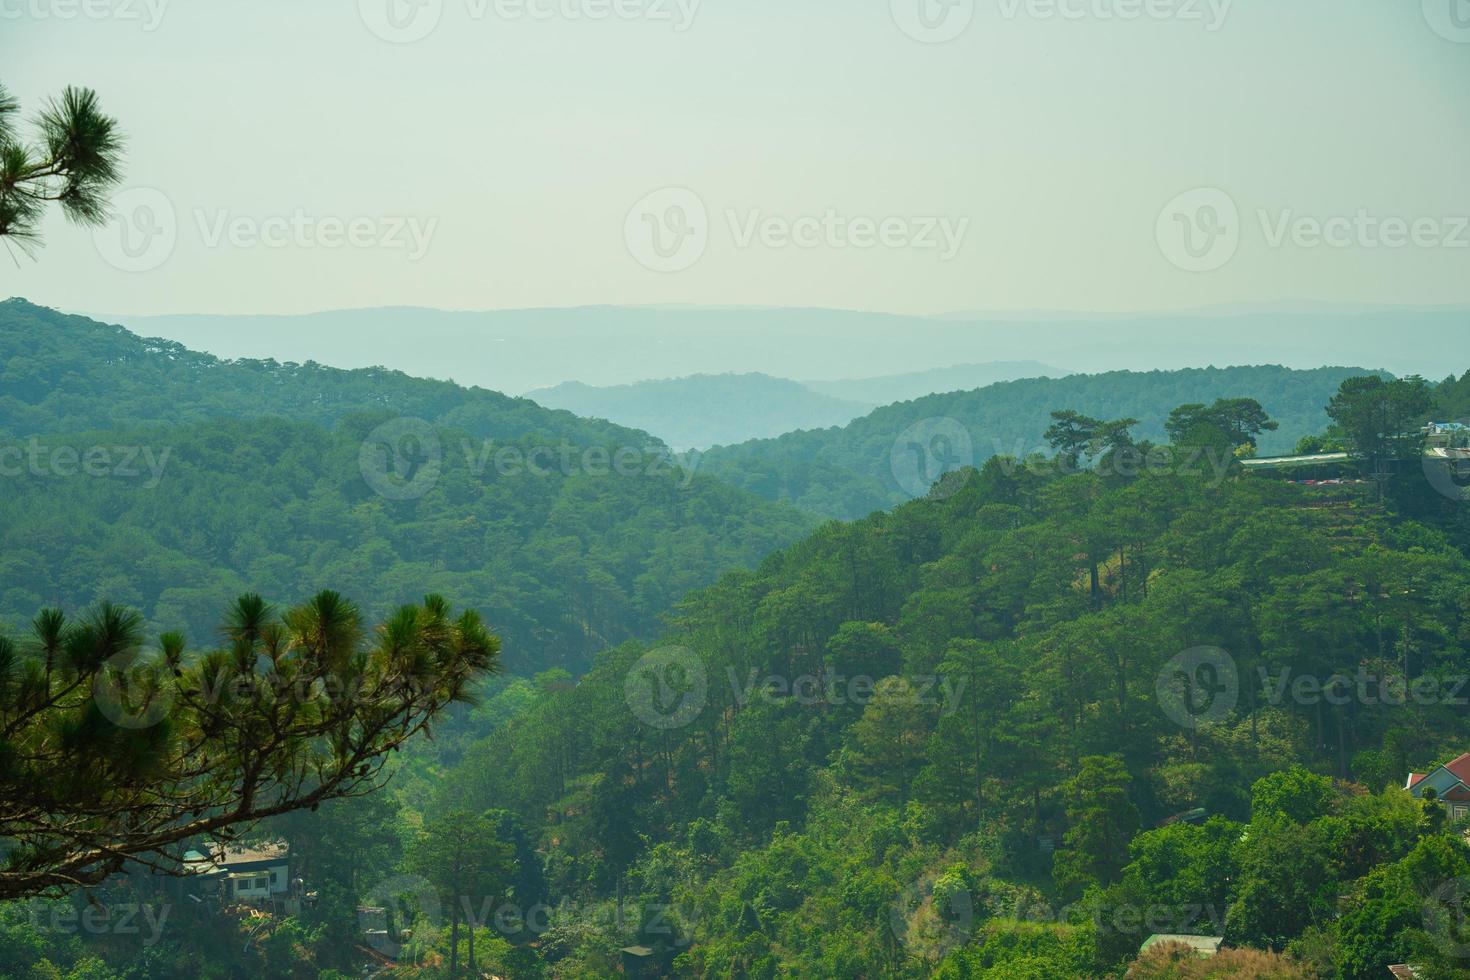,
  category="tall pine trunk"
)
[449,908,460,978]
[466,894,476,977]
